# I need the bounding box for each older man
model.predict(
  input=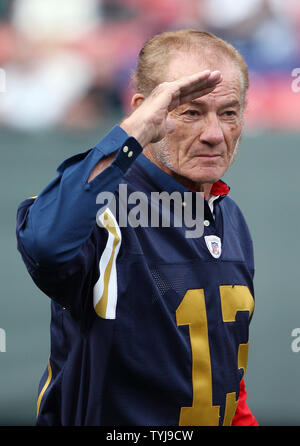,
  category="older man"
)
[17,29,258,426]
